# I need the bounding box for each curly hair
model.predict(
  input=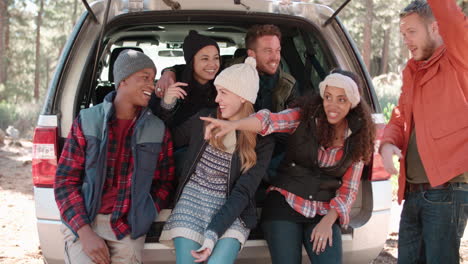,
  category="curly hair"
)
[293,70,376,164]
[245,24,282,50]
